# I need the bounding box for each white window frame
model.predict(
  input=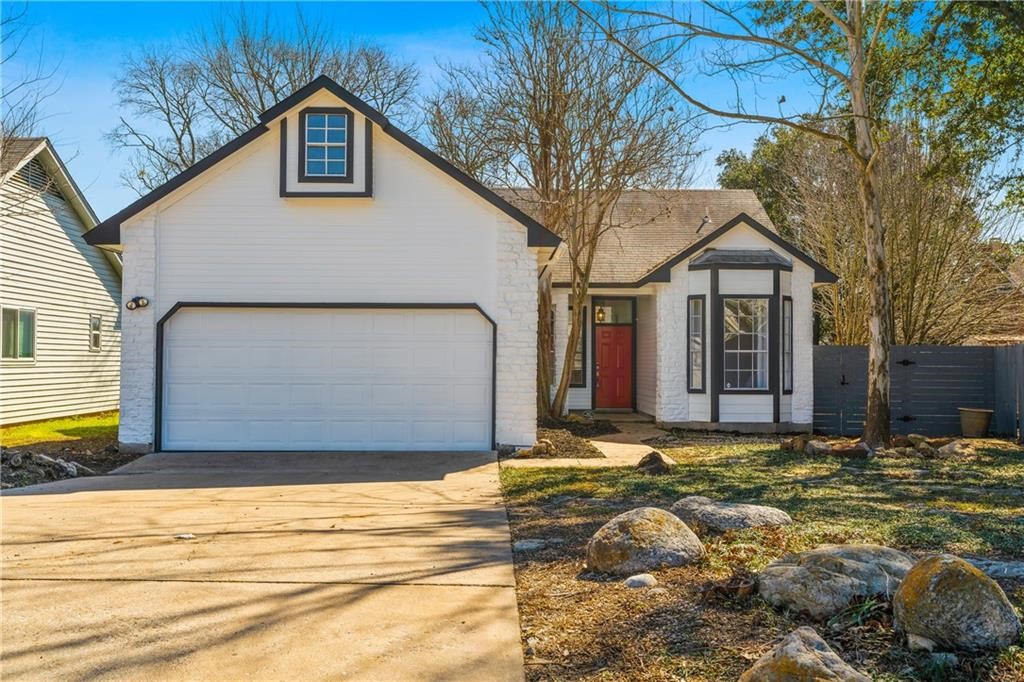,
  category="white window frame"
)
[89,314,102,352]
[2,306,37,362]
[722,297,770,391]
[303,112,349,178]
